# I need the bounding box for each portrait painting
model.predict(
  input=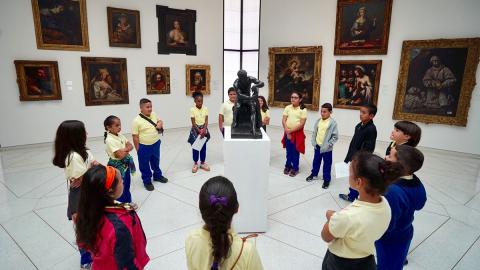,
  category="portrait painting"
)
[393,38,480,126]
[268,46,322,111]
[156,5,197,55]
[334,0,392,55]
[333,60,382,110]
[14,60,62,101]
[81,57,129,106]
[107,7,141,48]
[186,65,210,96]
[146,67,170,95]
[31,0,89,51]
